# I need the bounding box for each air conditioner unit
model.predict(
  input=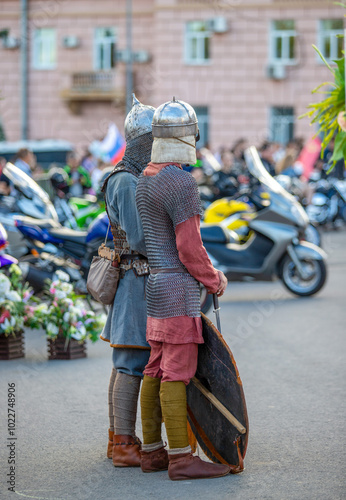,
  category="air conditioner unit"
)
[62,36,80,49]
[116,50,151,63]
[116,50,129,63]
[207,17,228,34]
[132,50,151,63]
[3,36,20,49]
[266,64,287,80]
